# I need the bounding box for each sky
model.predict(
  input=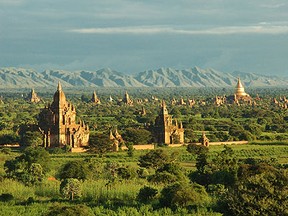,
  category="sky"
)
[0,0,288,76]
